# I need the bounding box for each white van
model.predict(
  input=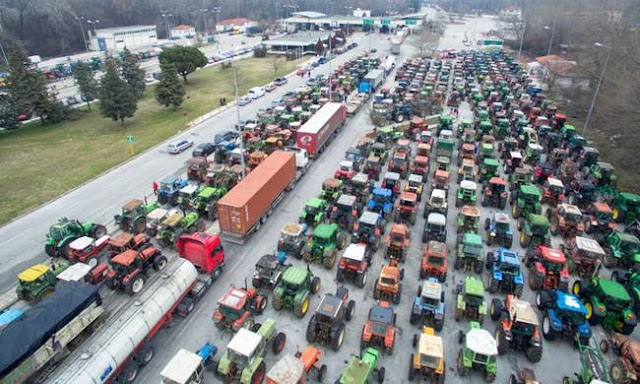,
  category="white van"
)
[167,139,194,154]
[247,87,265,99]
